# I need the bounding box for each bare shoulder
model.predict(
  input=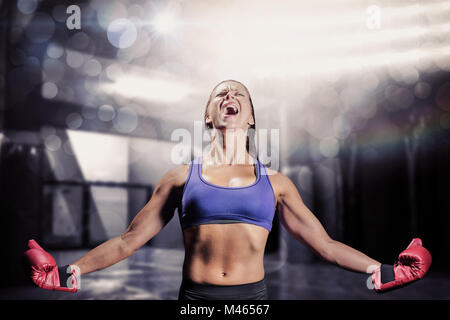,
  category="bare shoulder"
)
[159,164,190,188]
[264,168,294,197]
[265,168,290,183]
